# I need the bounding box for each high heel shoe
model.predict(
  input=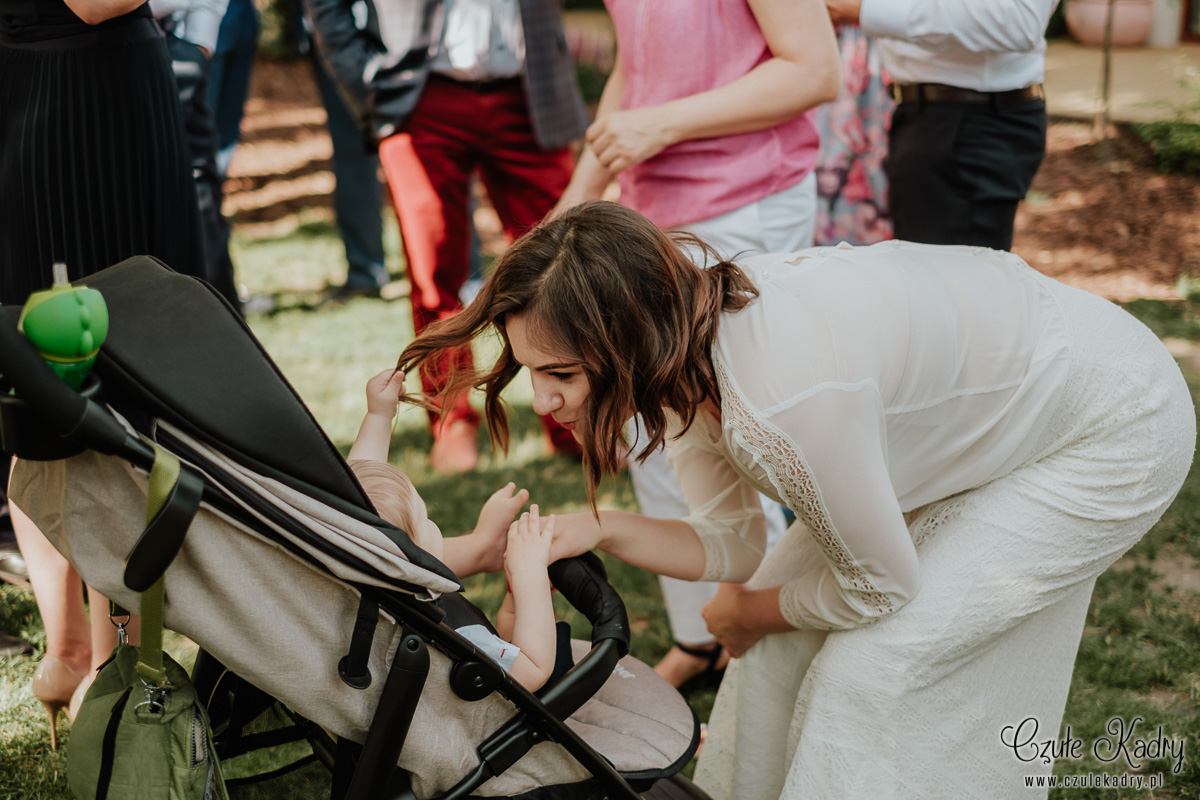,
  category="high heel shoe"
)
[32,655,86,751]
